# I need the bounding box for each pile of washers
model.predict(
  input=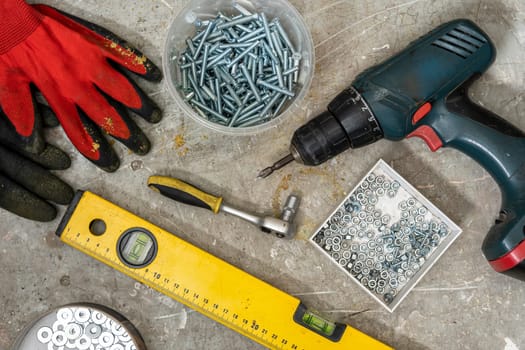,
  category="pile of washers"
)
[35,306,136,350]
[311,169,453,308]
